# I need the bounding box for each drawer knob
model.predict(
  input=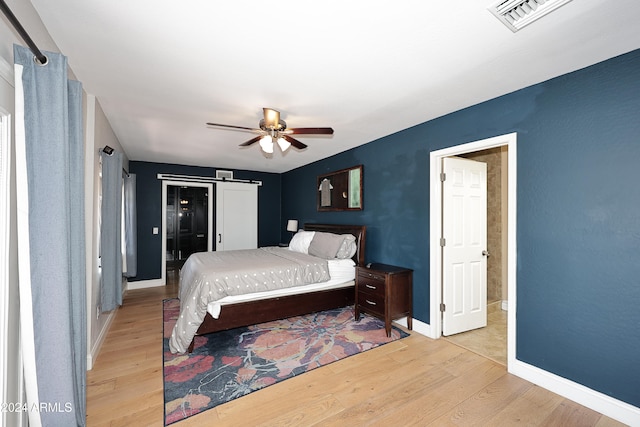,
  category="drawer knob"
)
[365,299,377,306]
[365,284,377,290]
